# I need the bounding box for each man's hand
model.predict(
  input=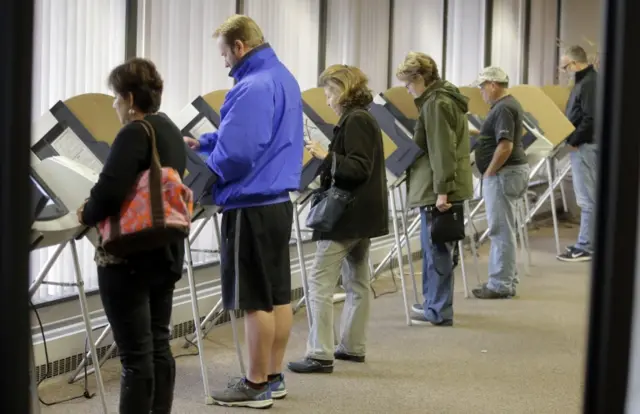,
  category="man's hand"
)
[184,137,200,150]
[436,194,452,212]
[305,139,328,160]
[469,128,480,136]
[567,145,578,151]
[483,171,497,179]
